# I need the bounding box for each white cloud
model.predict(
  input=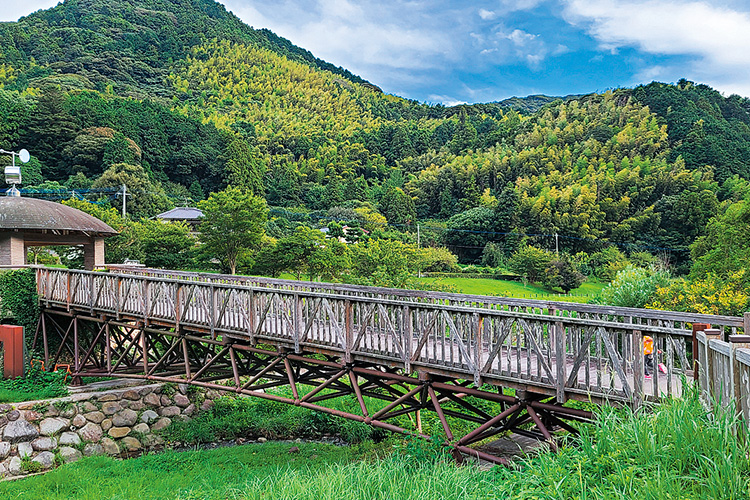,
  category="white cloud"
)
[562,0,750,96]
[223,0,460,91]
[479,9,497,20]
[428,94,468,106]
[0,0,60,22]
[503,28,548,68]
